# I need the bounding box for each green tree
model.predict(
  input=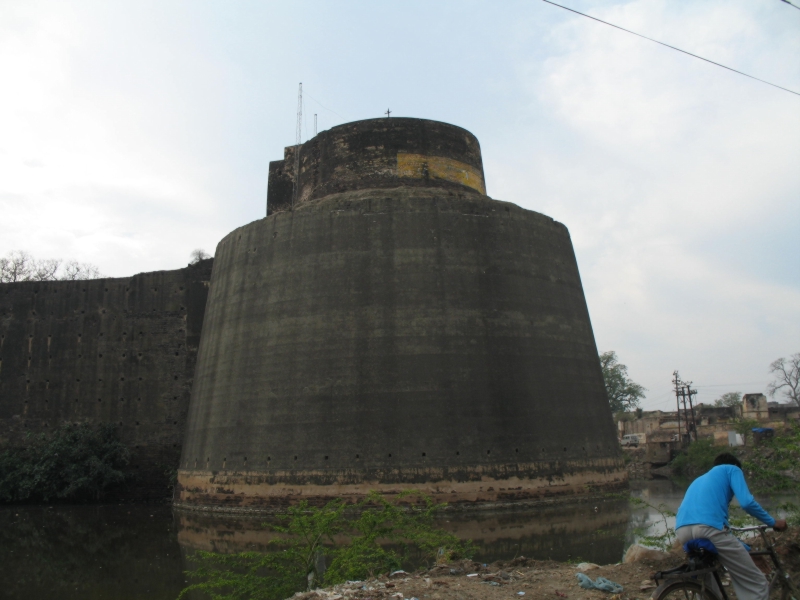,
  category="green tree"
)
[599,351,646,413]
[733,418,760,447]
[713,391,742,408]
